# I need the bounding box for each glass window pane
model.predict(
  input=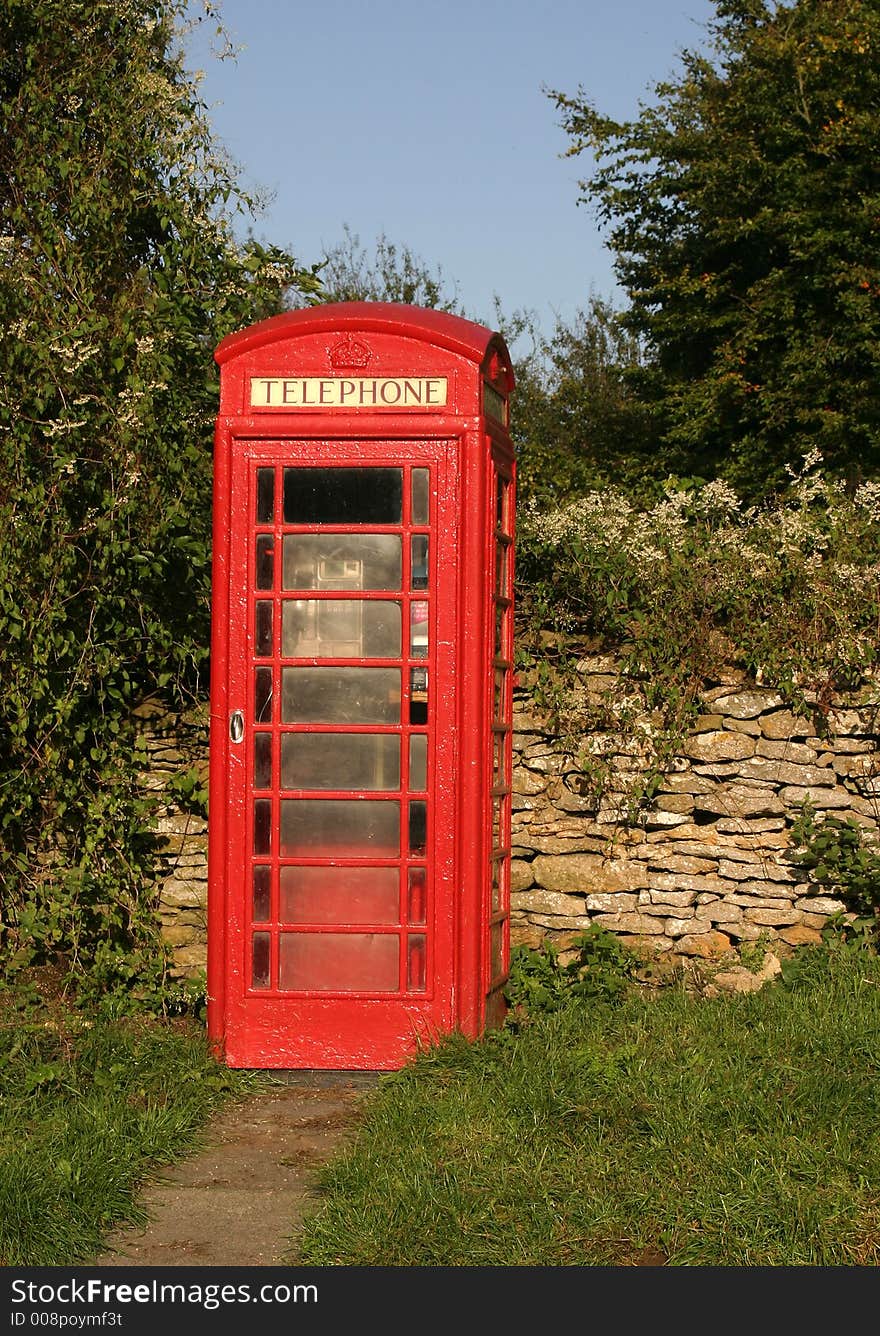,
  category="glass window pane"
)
[281,734,400,791]
[252,932,271,988]
[490,921,505,981]
[282,667,400,724]
[253,866,271,921]
[255,601,273,657]
[256,535,274,590]
[254,732,272,789]
[256,468,274,523]
[491,856,506,913]
[411,535,429,589]
[283,535,401,592]
[493,667,507,722]
[283,468,402,524]
[281,600,401,658]
[496,477,509,533]
[411,469,429,524]
[255,666,273,723]
[409,667,428,725]
[410,601,429,658]
[254,799,271,855]
[492,730,502,781]
[280,866,399,924]
[492,794,505,847]
[279,931,399,992]
[409,735,427,791]
[495,541,510,598]
[407,867,427,926]
[407,934,426,992]
[280,798,400,856]
[409,800,427,855]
